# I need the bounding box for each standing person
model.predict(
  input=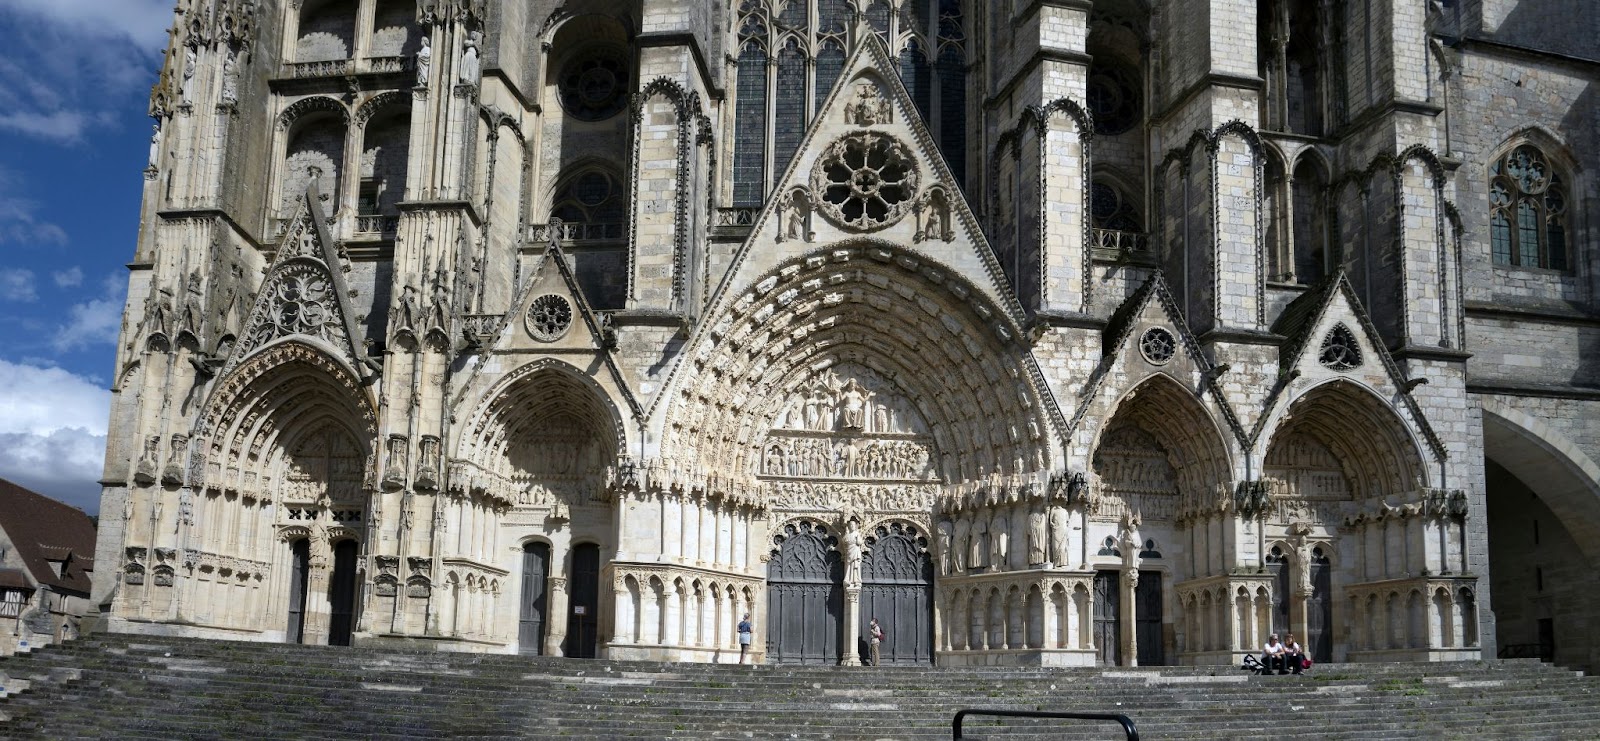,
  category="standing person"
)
[1283,632,1306,675]
[737,613,753,664]
[869,617,884,667]
[1262,633,1287,675]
